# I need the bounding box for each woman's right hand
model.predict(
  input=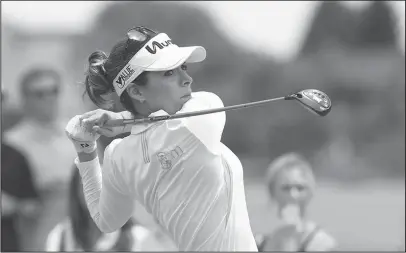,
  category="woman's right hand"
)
[80,109,132,137]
